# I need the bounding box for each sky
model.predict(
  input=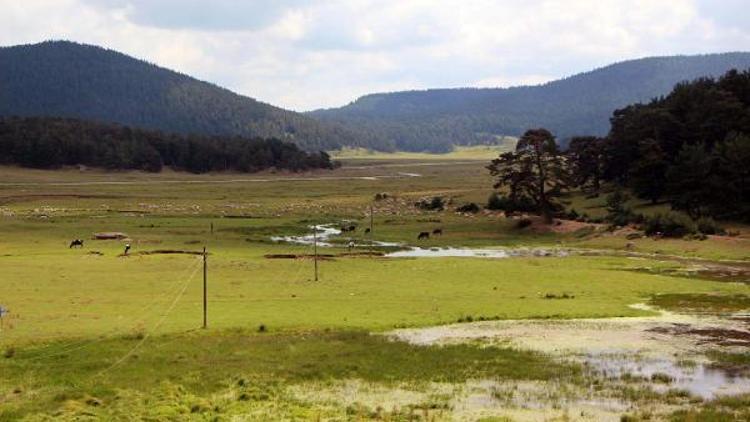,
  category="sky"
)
[1,0,748,111]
